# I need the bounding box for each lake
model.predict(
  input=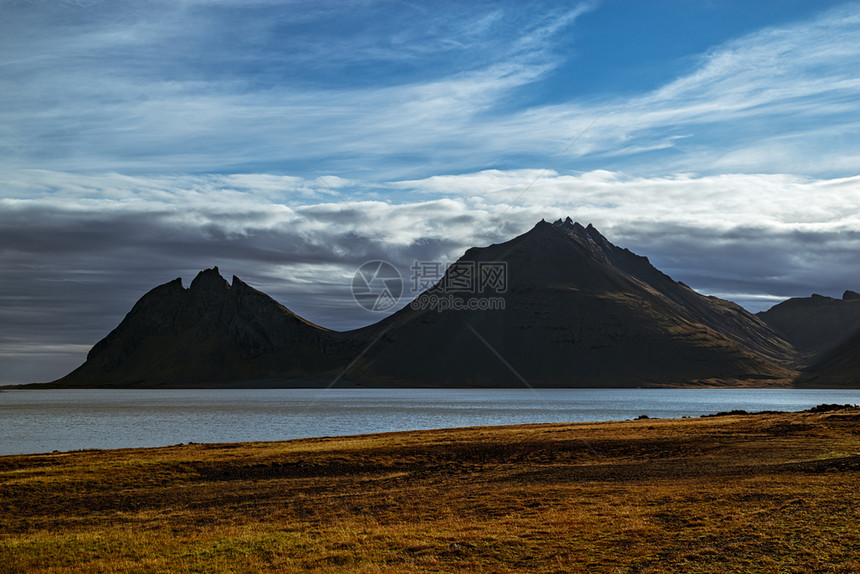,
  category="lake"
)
[2,387,859,456]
